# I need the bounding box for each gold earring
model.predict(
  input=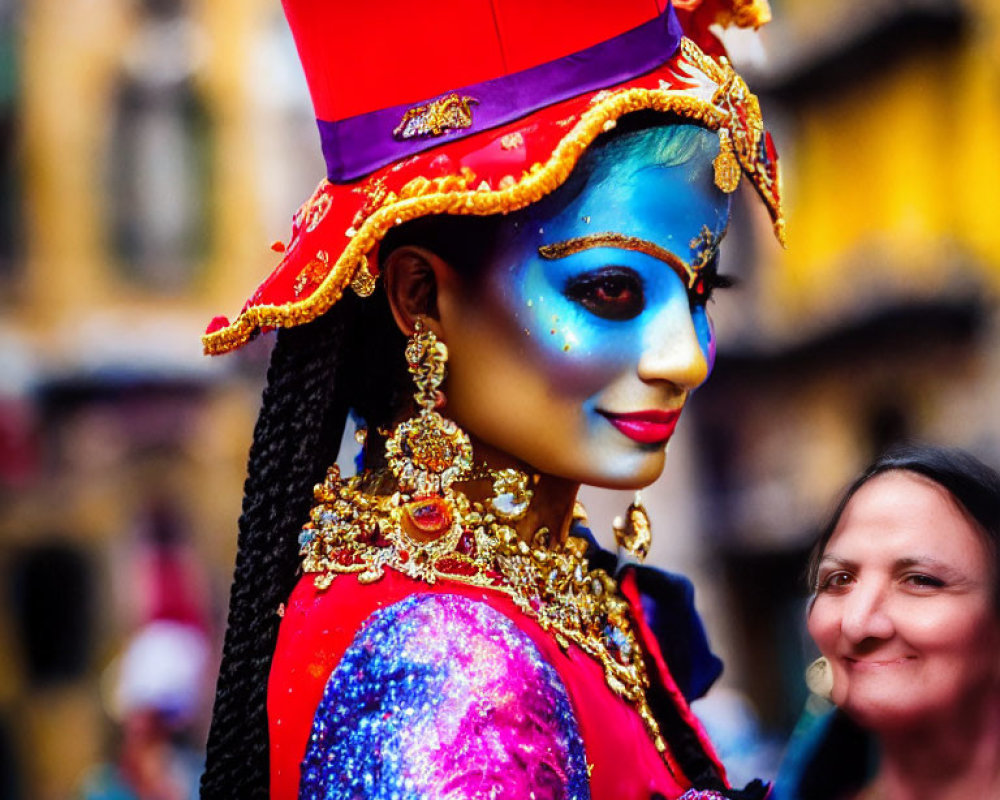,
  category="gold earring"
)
[613,492,652,562]
[385,318,473,499]
[805,656,834,700]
